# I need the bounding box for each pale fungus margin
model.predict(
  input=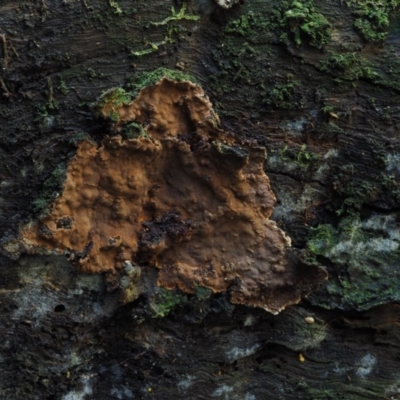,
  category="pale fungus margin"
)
[18,77,326,314]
